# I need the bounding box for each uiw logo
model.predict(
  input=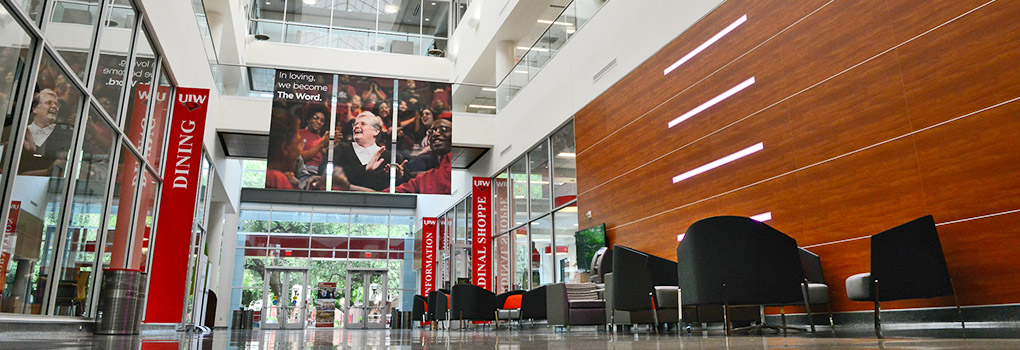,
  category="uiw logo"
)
[178,94,207,112]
